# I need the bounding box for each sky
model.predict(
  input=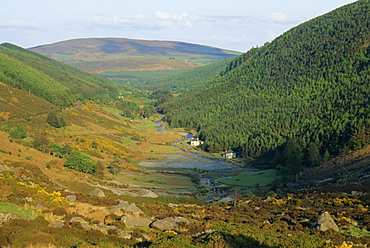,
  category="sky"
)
[1,0,357,52]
